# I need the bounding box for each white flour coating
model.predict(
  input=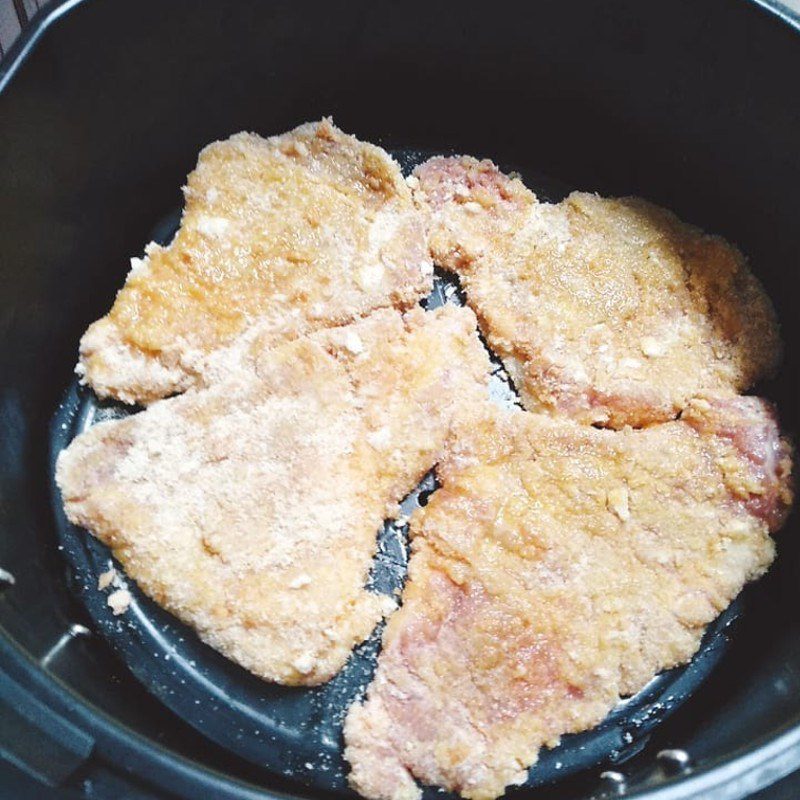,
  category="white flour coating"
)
[58,306,492,686]
[78,119,433,405]
[414,156,781,428]
[345,399,793,800]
